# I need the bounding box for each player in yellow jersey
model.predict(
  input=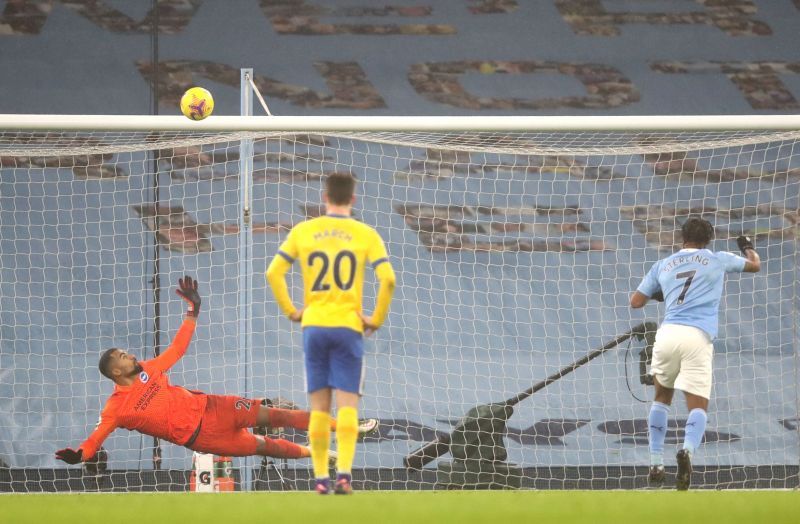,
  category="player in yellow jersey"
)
[266,172,396,495]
